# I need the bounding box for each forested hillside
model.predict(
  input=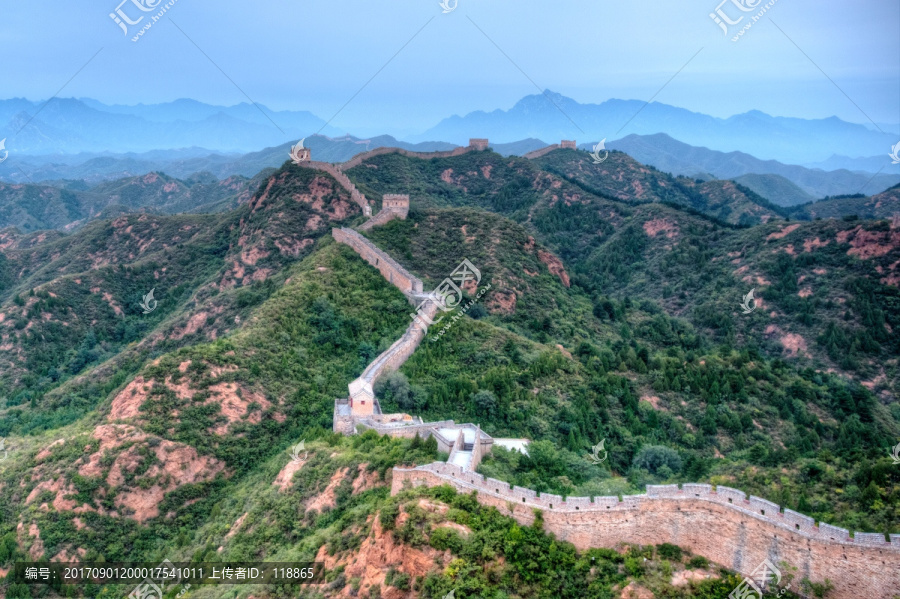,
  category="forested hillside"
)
[0,152,897,598]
